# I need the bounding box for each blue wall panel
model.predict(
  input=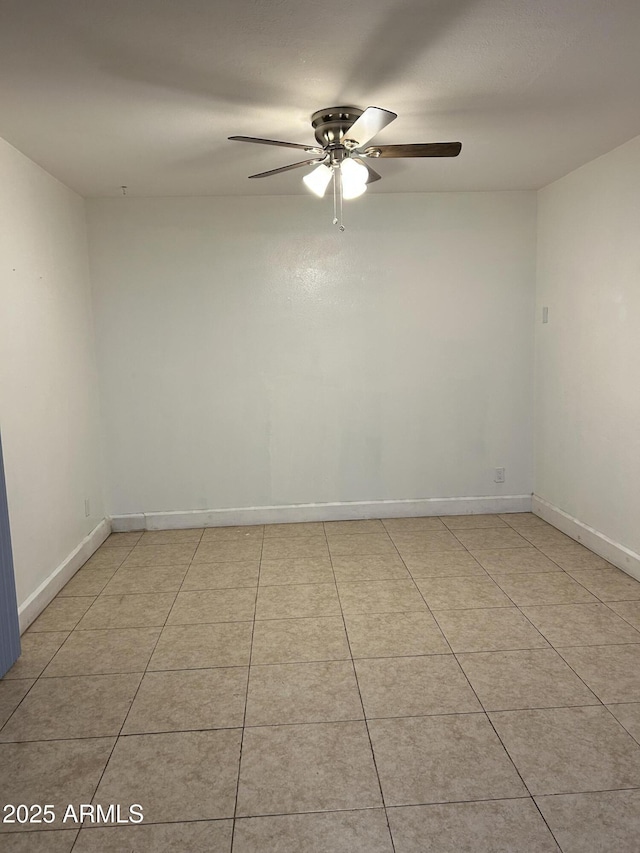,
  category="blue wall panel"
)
[0,433,20,677]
